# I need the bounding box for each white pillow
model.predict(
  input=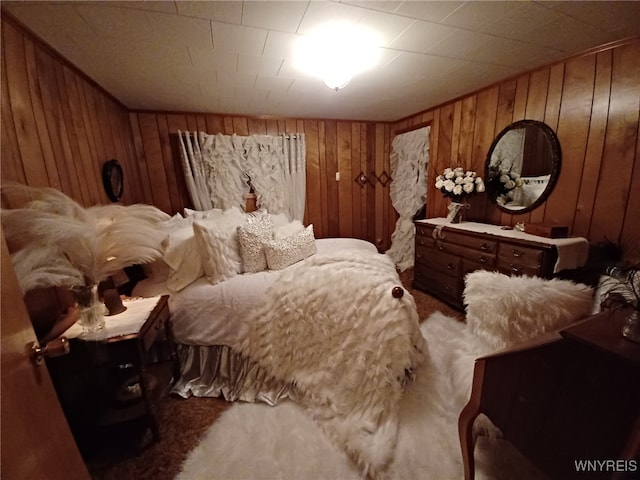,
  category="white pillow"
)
[463,270,594,349]
[163,223,204,292]
[273,220,305,240]
[193,212,244,285]
[264,224,316,271]
[237,215,273,273]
